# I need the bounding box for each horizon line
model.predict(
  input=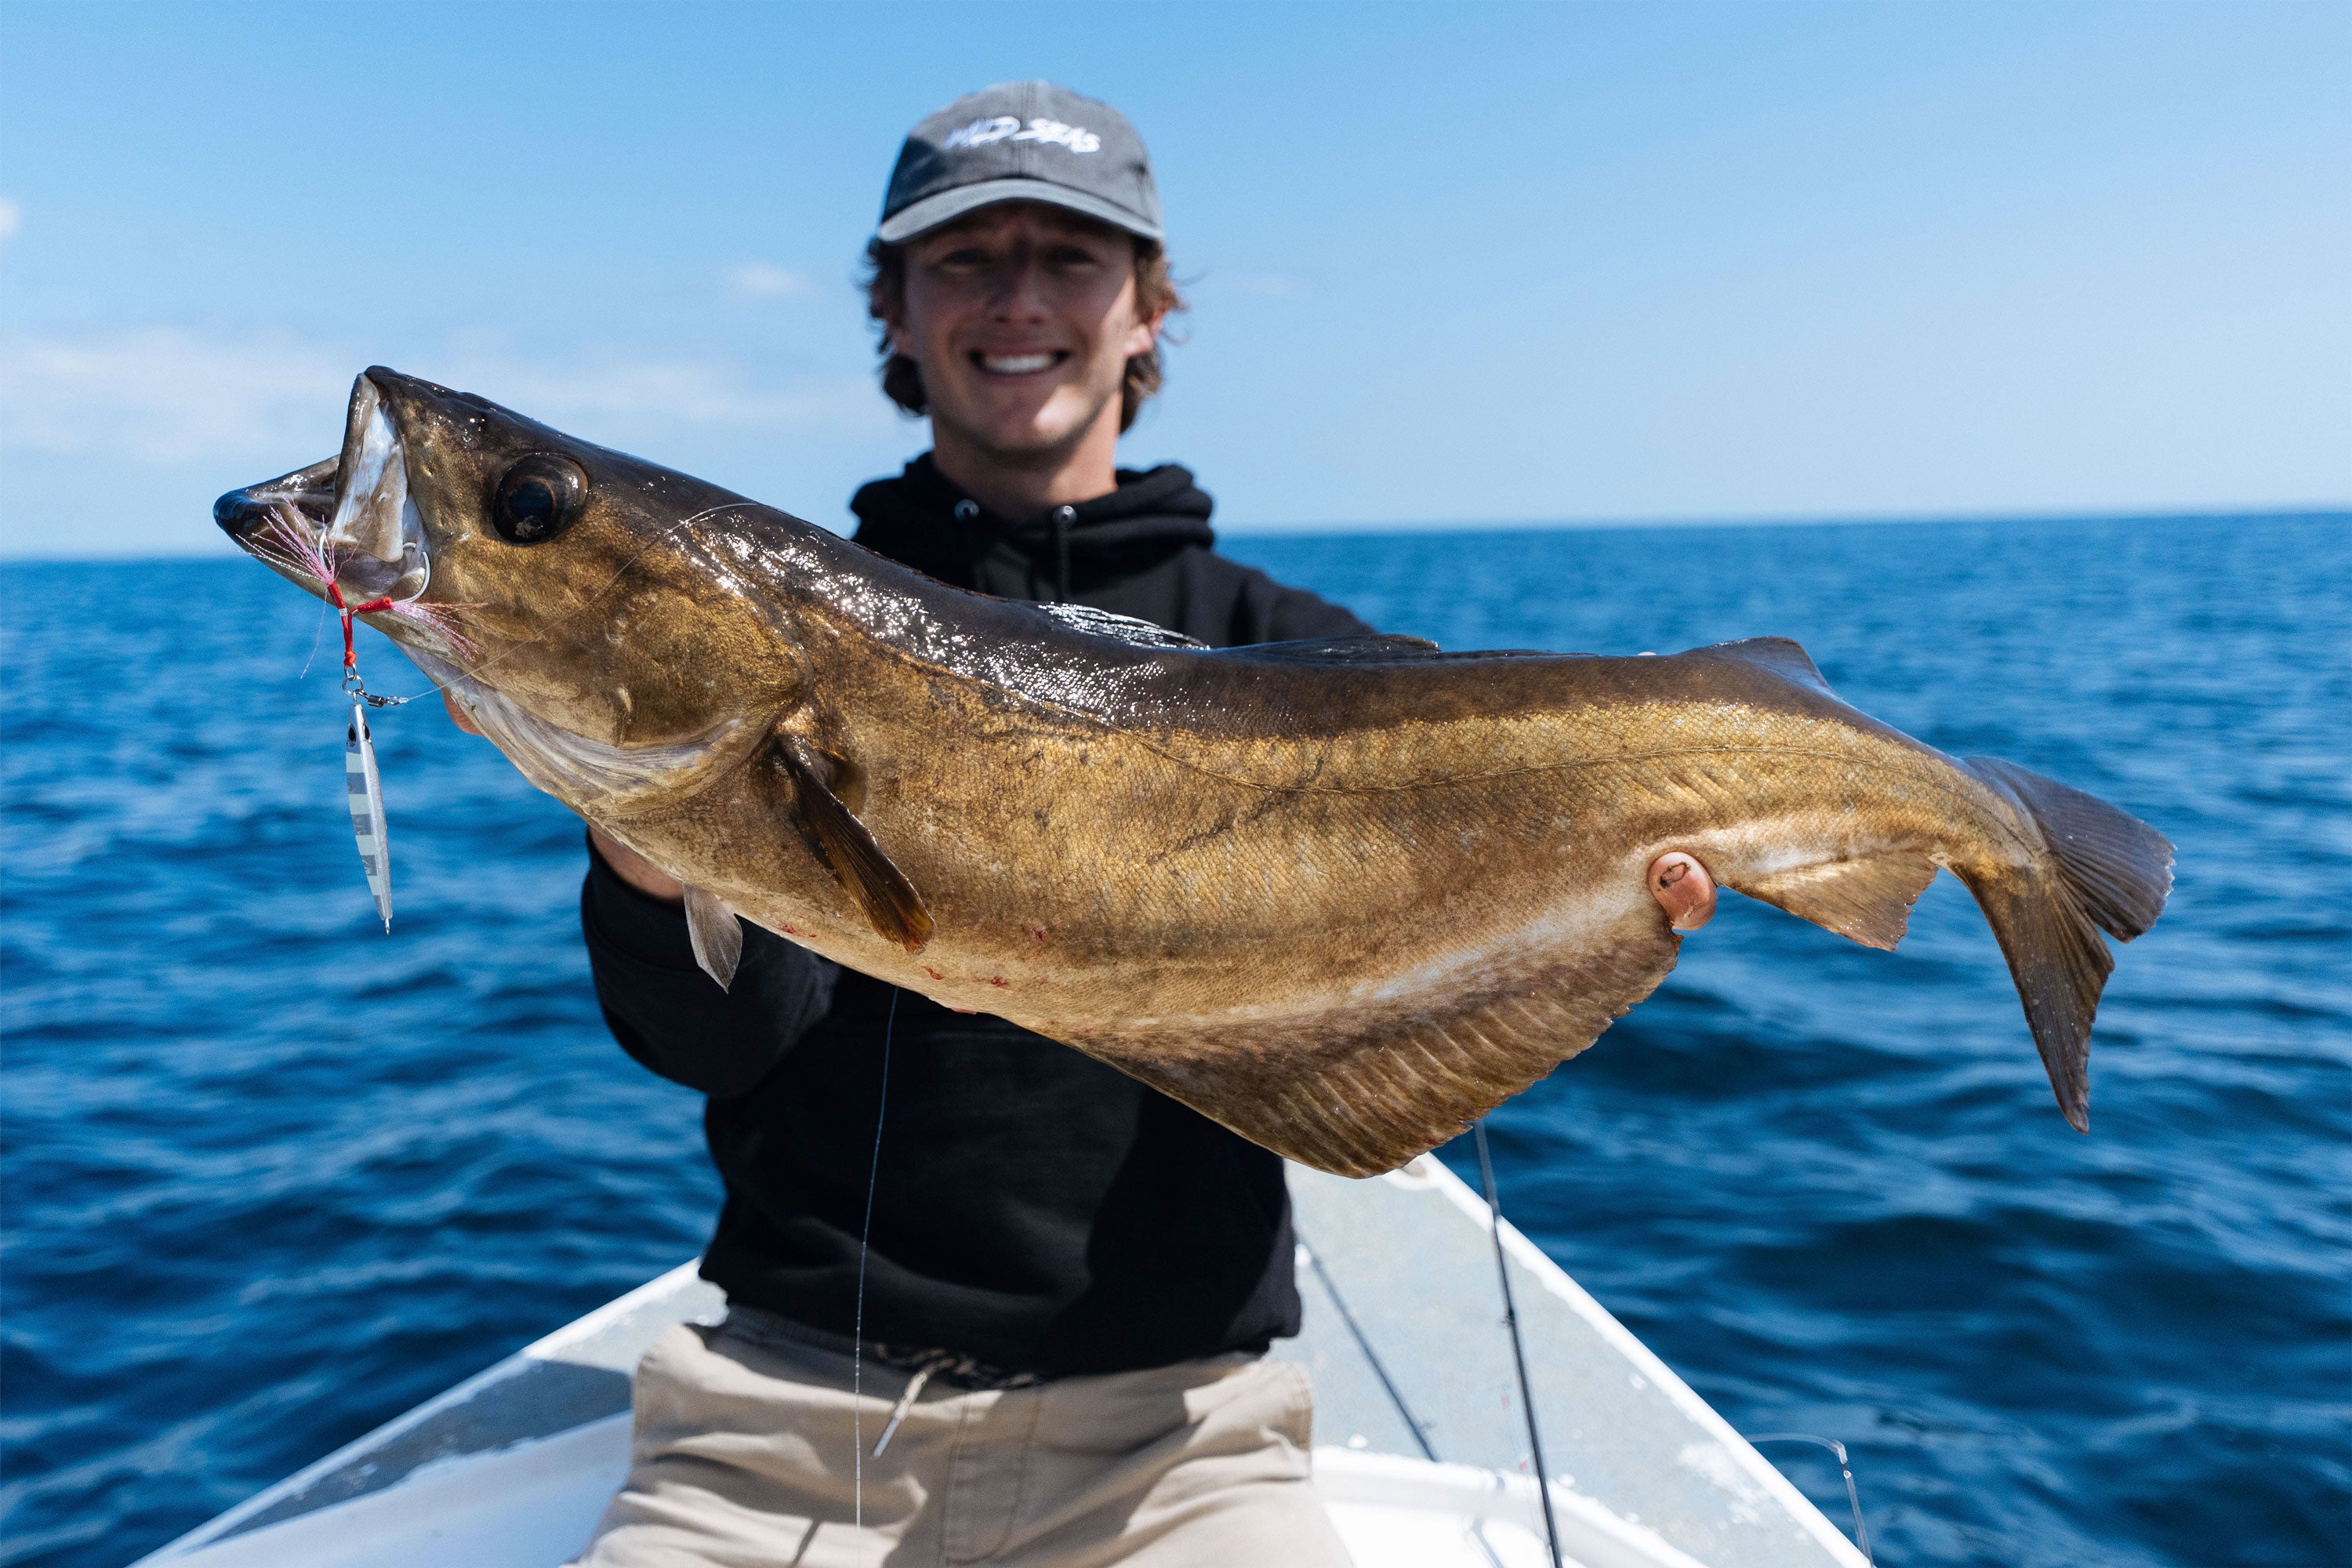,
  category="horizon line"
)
[1216,503,2351,537]
[1,503,2342,564]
